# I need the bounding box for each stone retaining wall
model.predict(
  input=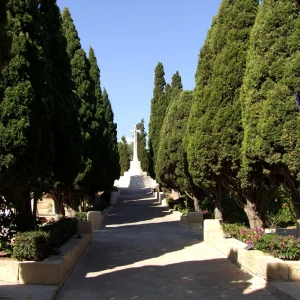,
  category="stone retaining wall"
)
[204,219,300,281]
[0,221,93,285]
